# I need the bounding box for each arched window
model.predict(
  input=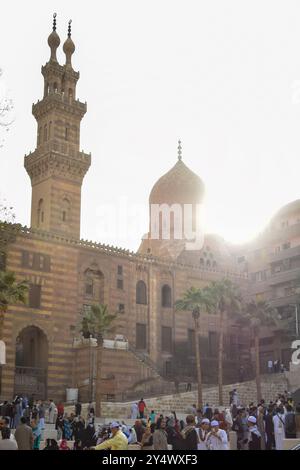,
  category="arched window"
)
[62,198,71,223]
[37,199,44,226]
[206,260,211,268]
[53,82,58,93]
[68,88,73,100]
[162,284,172,308]
[84,268,105,303]
[200,258,204,266]
[49,121,52,139]
[43,124,47,142]
[65,127,69,141]
[85,279,94,296]
[136,280,147,305]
